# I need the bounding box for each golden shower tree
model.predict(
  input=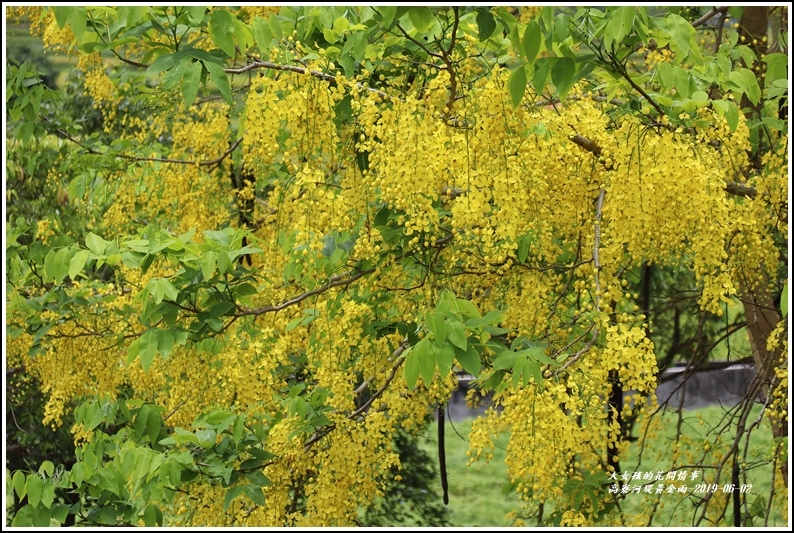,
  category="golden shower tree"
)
[5,6,788,526]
